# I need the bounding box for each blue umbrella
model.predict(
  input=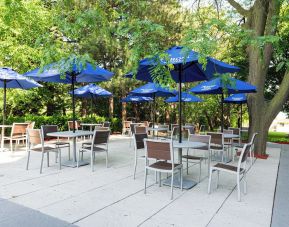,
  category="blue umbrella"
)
[25,59,114,132]
[0,67,42,124]
[70,84,112,117]
[126,46,240,143]
[129,82,175,127]
[224,94,247,131]
[165,92,203,103]
[190,77,256,131]
[121,96,153,103]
